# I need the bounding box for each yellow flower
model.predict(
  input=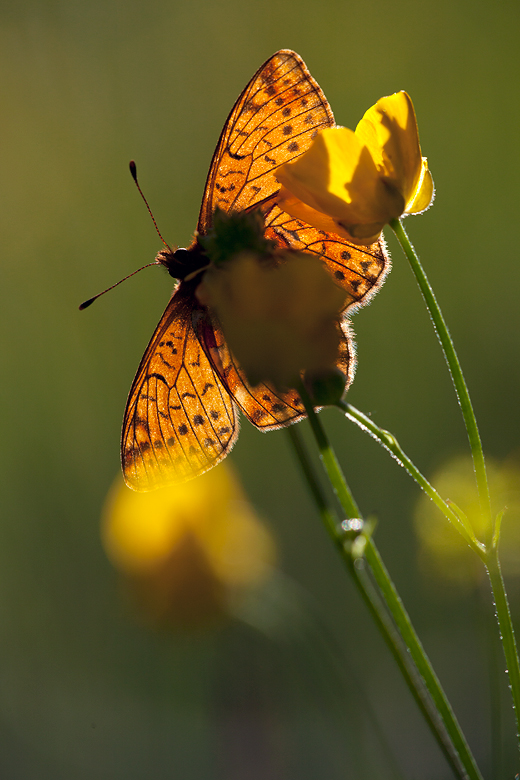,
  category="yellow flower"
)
[276,91,434,246]
[196,250,349,391]
[414,455,520,589]
[102,464,276,628]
